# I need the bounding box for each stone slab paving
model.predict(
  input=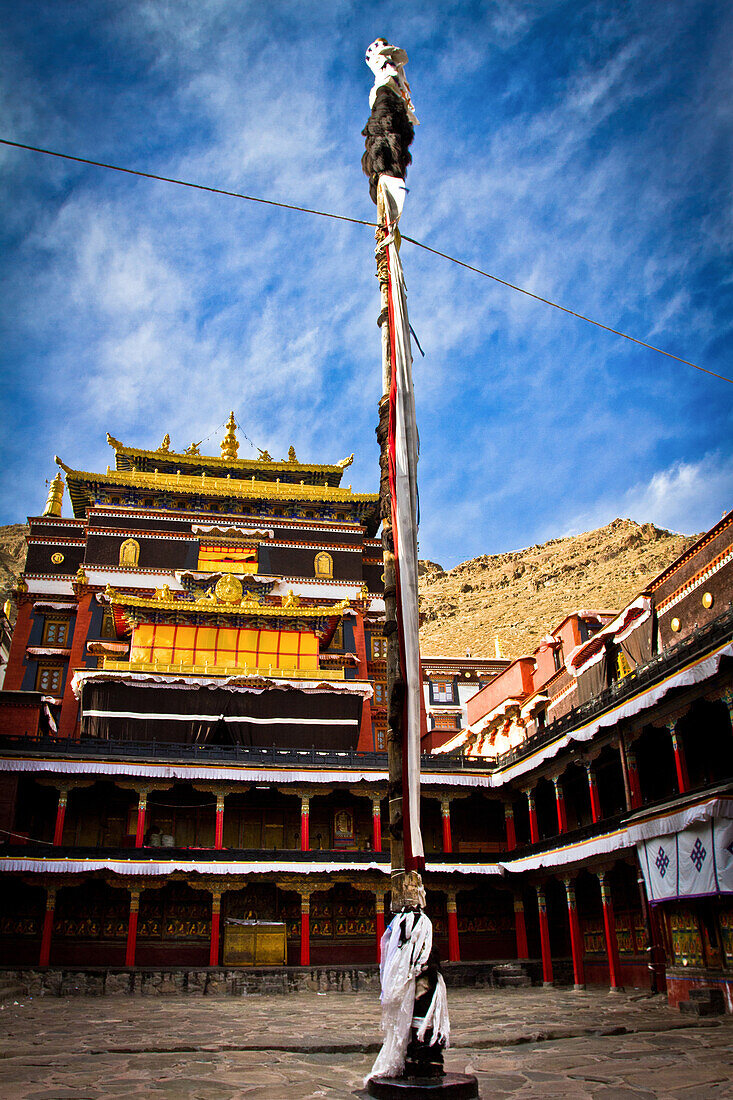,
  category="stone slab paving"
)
[0,987,731,1099]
